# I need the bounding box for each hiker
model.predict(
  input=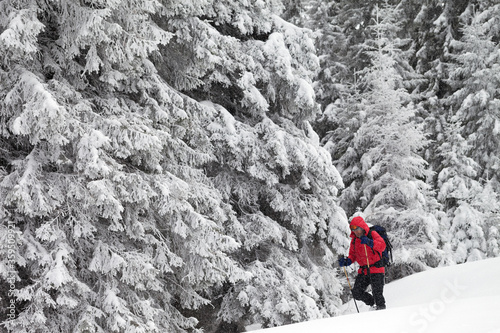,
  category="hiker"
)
[338,216,387,310]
